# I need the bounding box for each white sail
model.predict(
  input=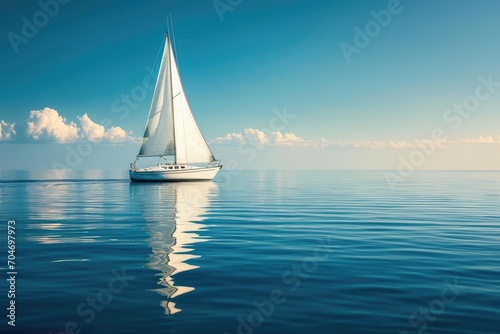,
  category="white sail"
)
[138,34,214,163]
[169,39,215,164]
[138,36,175,157]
